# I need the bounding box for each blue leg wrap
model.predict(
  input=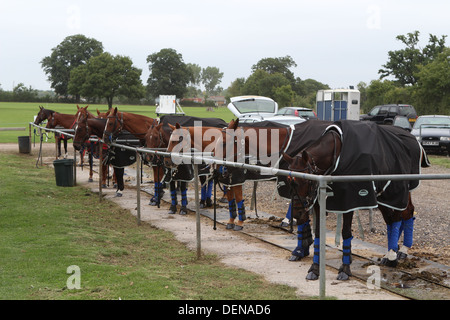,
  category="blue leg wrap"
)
[402,217,415,248]
[206,180,213,199]
[181,189,188,207]
[228,200,236,219]
[285,202,292,220]
[313,238,320,265]
[171,190,177,206]
[342,236,353,265]
[291,221,312,257]
[237,199,246,221]
[387,221,402,251]
[201,185,206,201]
